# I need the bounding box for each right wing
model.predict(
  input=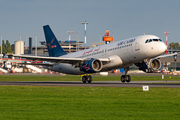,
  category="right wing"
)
[154,53,178,59]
